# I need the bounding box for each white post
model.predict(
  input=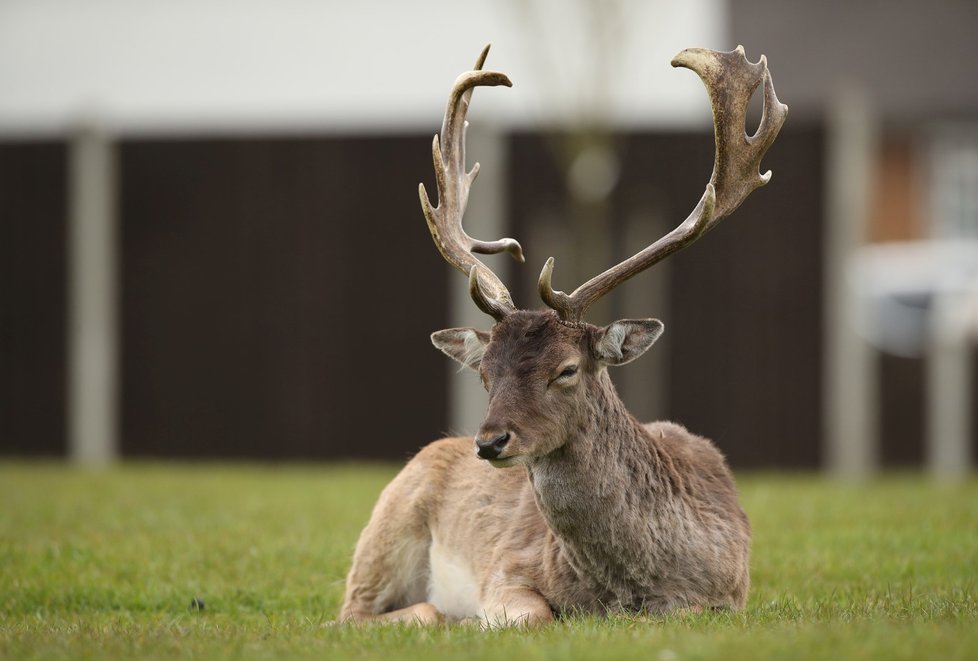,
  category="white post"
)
[68,123,119,465]
[446,126,504,436]
[824,85,879,477]
[927,287,976,479]
[620,208,669,422]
